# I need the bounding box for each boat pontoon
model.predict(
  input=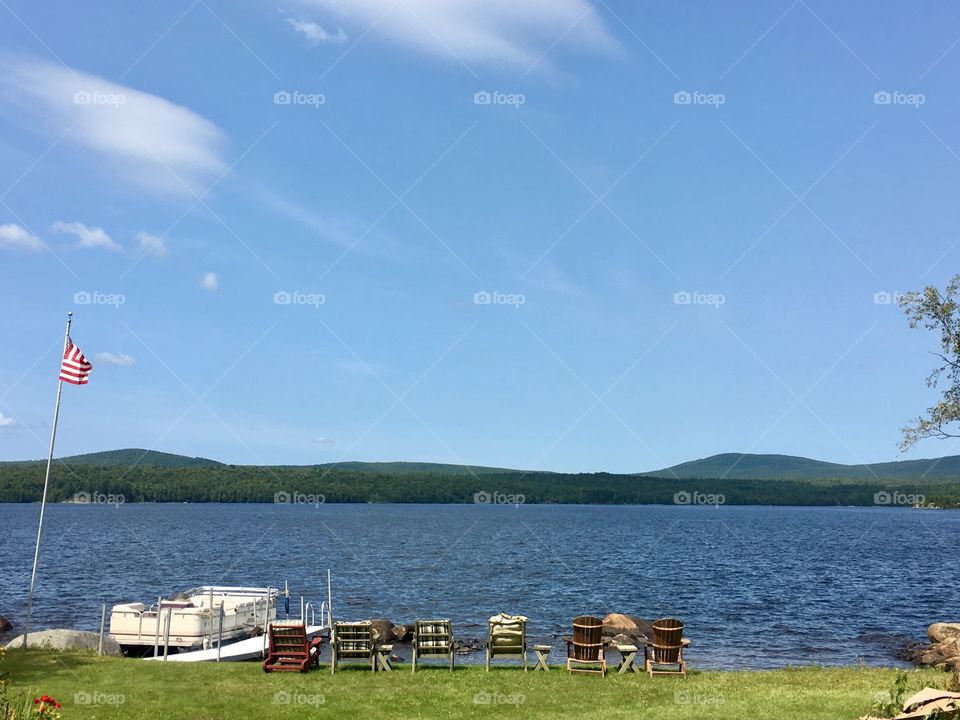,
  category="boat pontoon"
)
[109,585,278,654]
